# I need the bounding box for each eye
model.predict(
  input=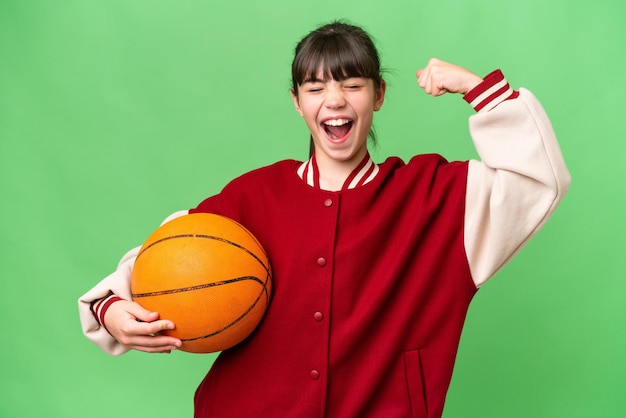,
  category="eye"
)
[343,78,367,90]
[303,83,324,93]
